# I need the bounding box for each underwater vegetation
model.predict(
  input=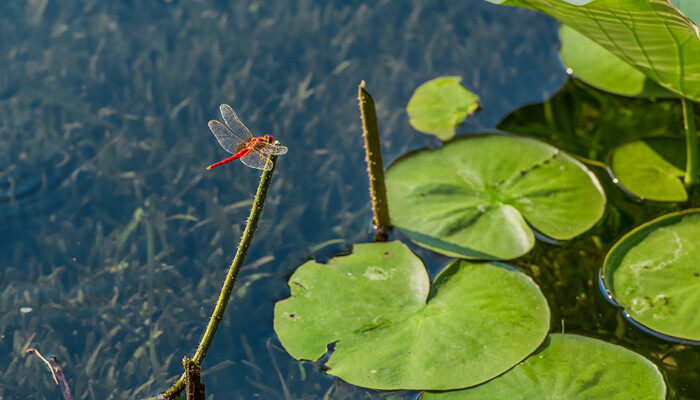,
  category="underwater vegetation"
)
[1,0,699,399]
